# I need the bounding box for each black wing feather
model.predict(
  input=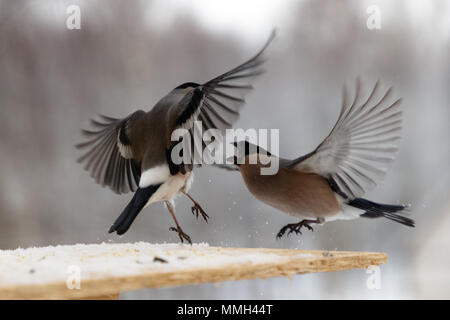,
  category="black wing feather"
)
[170,30,276,170]
[76,111,144,194]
